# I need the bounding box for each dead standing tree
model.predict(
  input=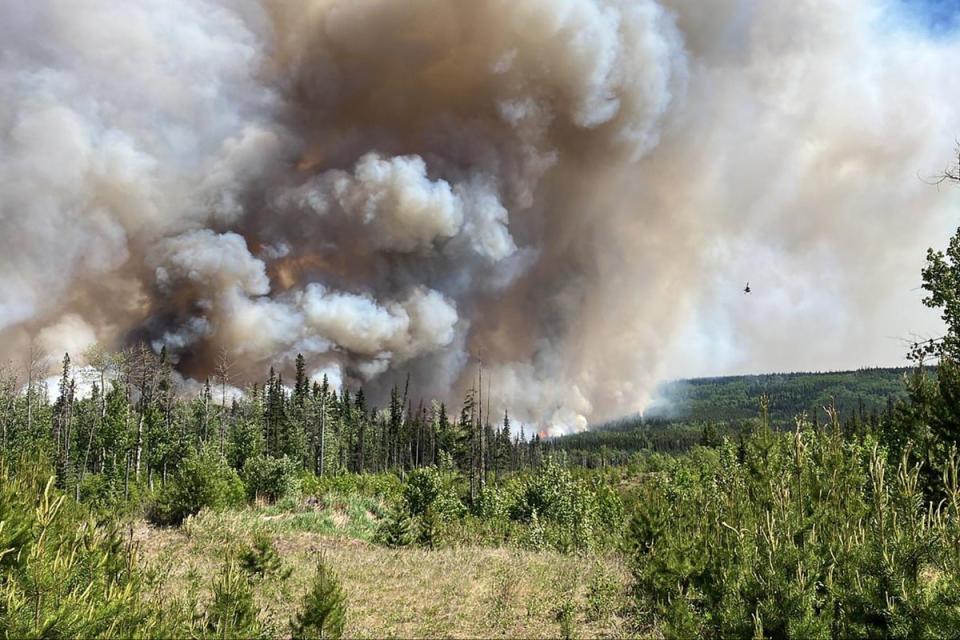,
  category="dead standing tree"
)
[214,347,234,459]
[25,338,48,441]
[78,344,119,491]
[123,345,160,485]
